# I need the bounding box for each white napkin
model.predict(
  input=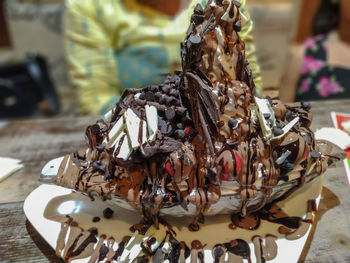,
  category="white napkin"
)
[0,157,23,183]
[342,120,350,134]
[315,127,350,150]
